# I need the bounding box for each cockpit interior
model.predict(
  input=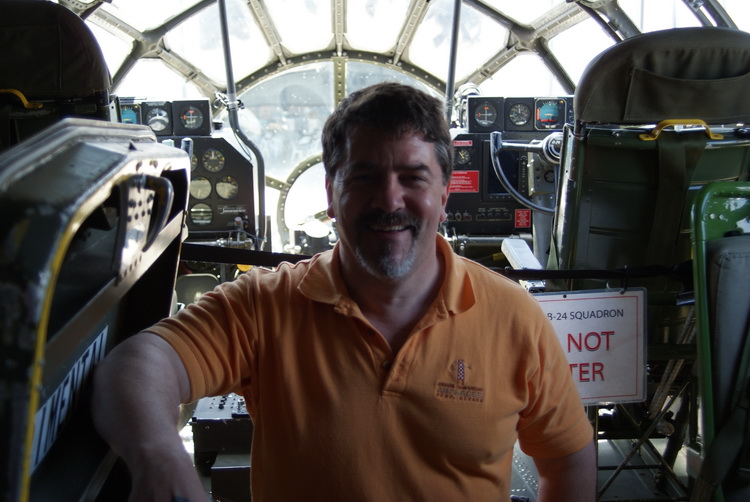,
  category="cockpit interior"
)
[2,1,750,501]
